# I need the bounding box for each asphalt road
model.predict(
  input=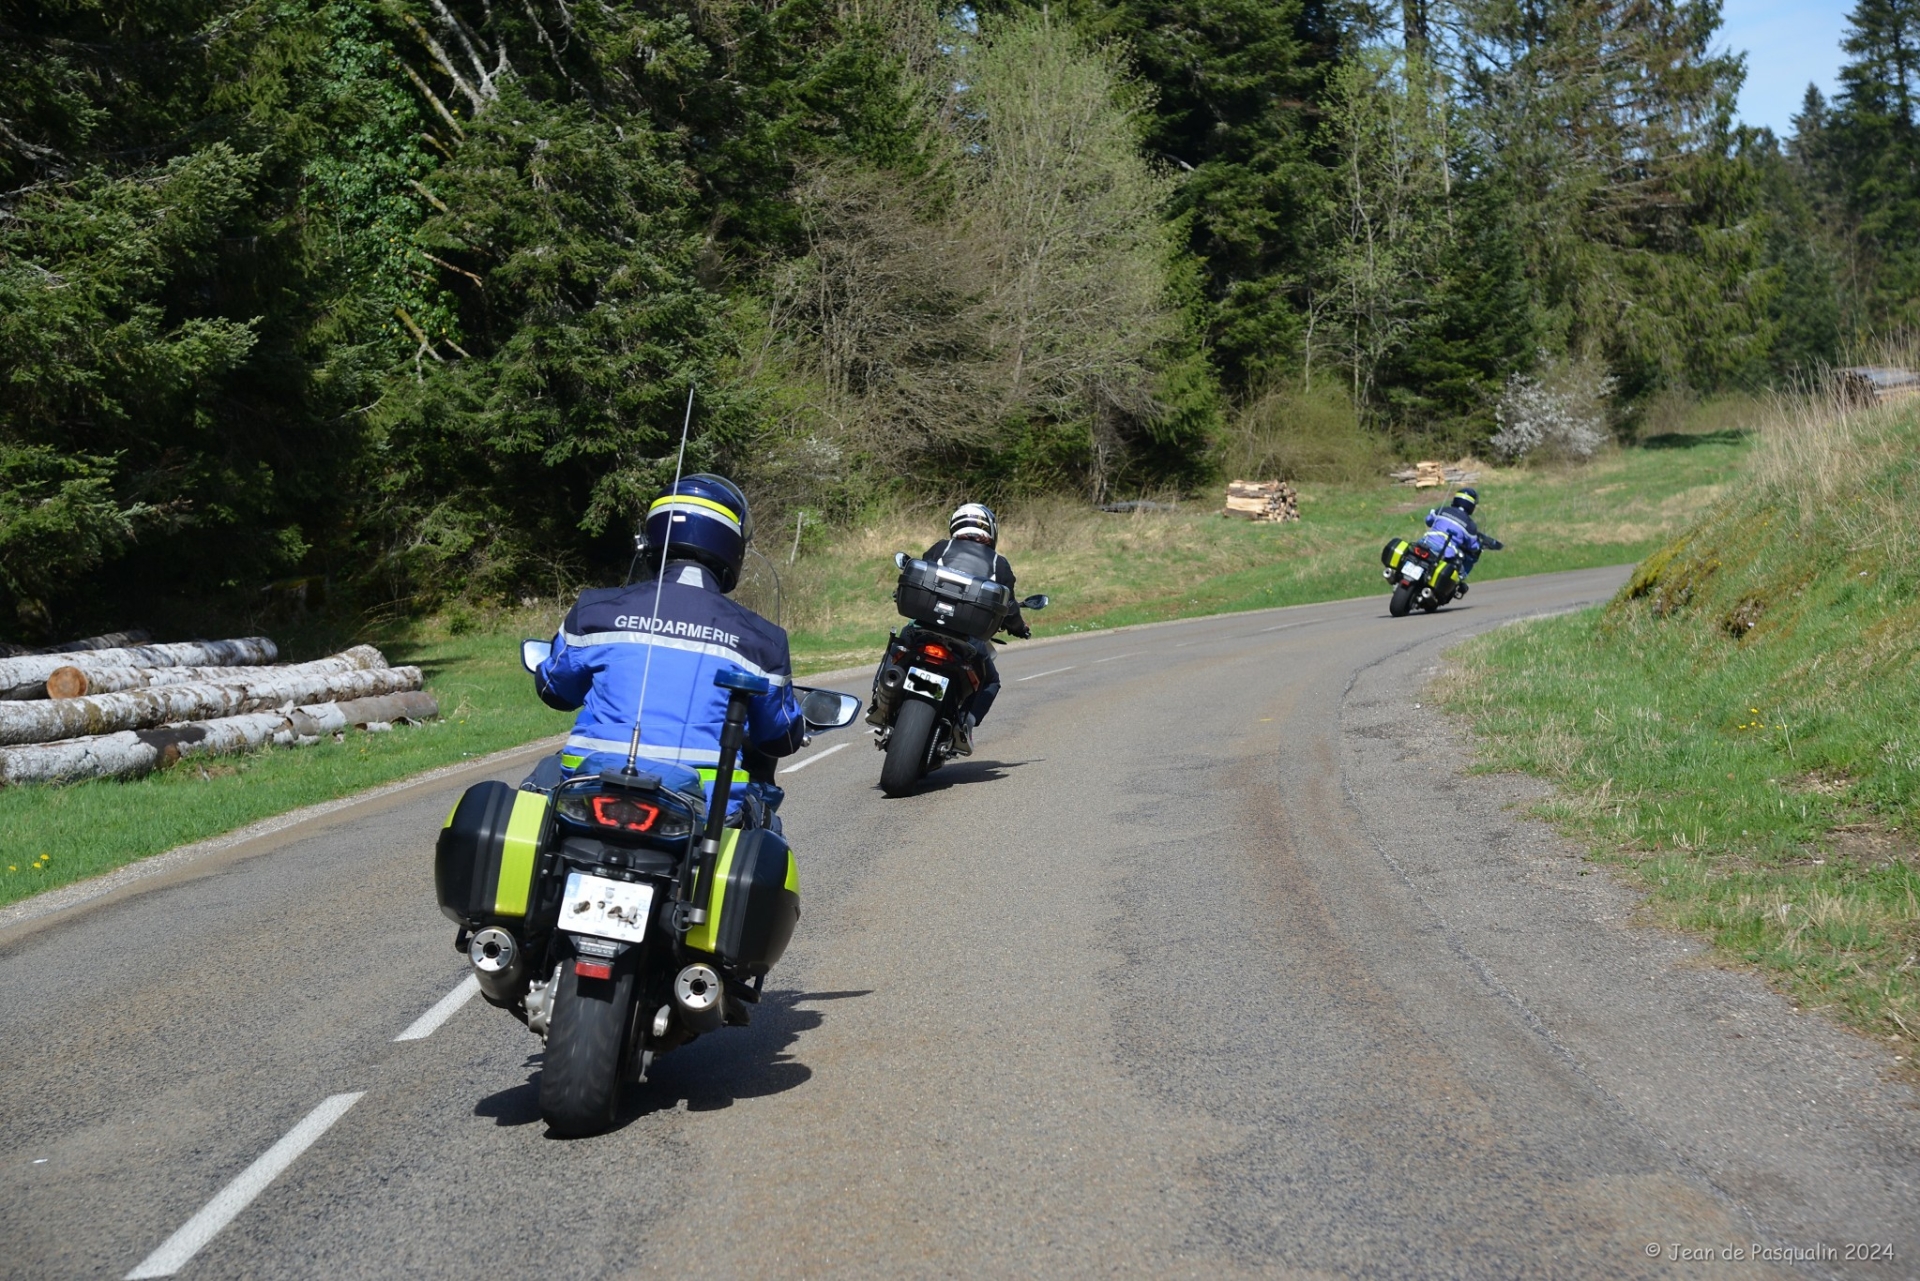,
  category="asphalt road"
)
[2,566,1915,1279]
